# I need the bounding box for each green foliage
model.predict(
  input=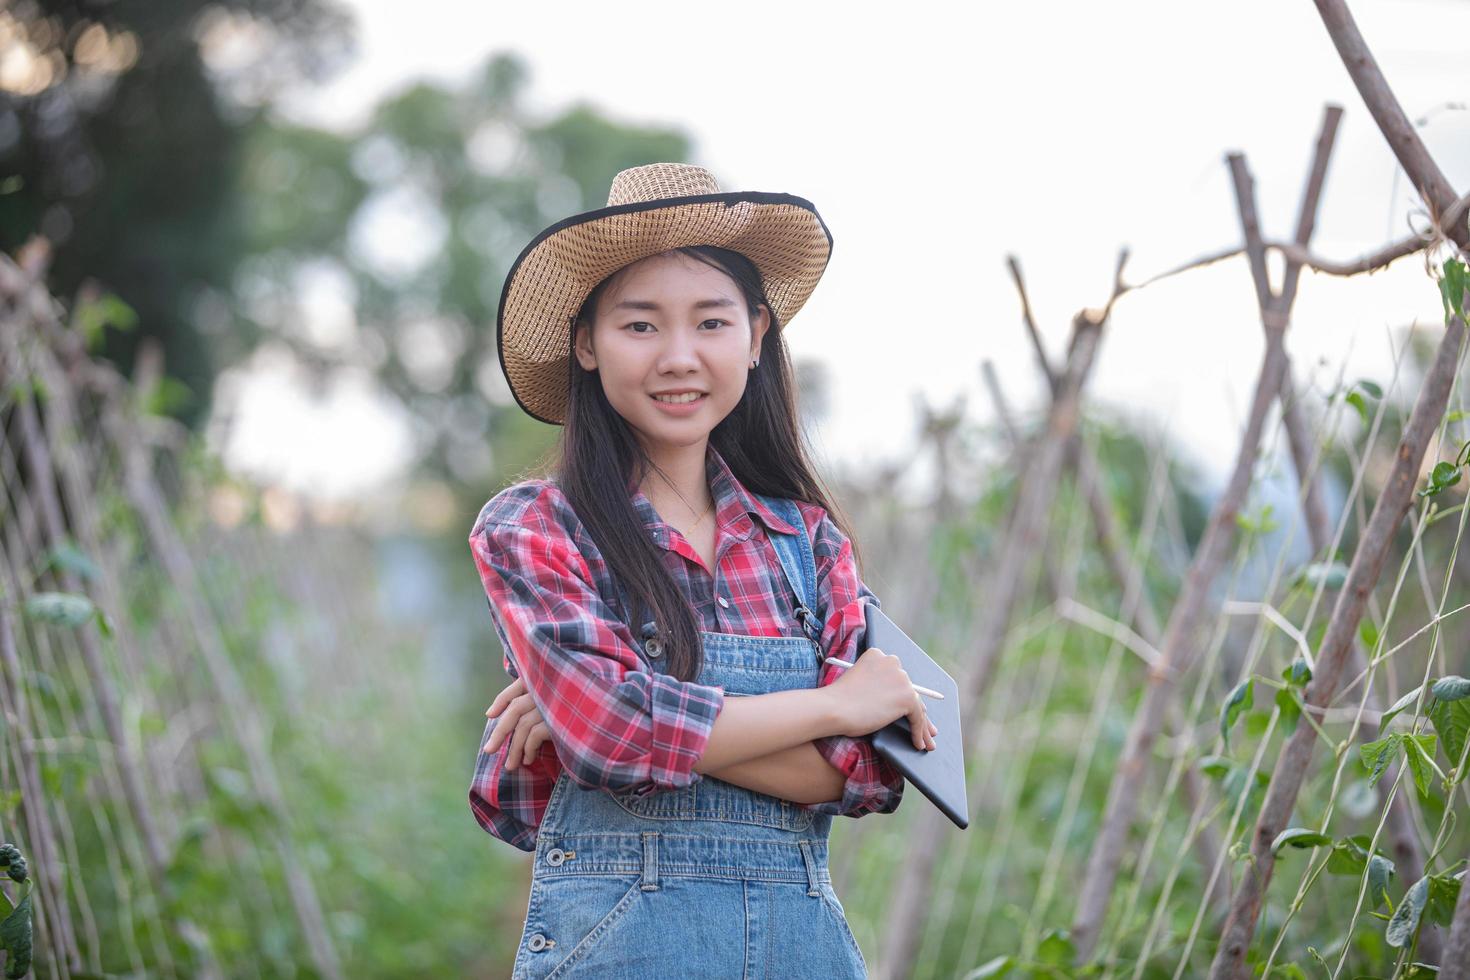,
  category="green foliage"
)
[22,591,112,637]
[1235,503,1279,536]
[1323,835,1395,909]
[37,541,101,582]
[0,844,32,979]
[1427,678,1470,776]
[1359,733,1438,797]
[1439,257,1467,323]
[1221,678,1254,748]
[1386,898,1424,953]
[1379,685,1424,730]
[73,292,138,352]
[1269,828,1331,854]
